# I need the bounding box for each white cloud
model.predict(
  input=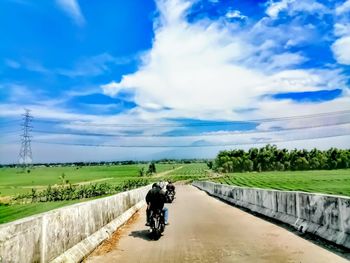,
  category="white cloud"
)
[266,0,291,18]
[266,0,328,18]
[334,23,350,37]
[96,0,350,161]
[101,81,123,97]
[2,0,350,163]
[57,53,116,77]
[102,0,347,118]
[23,59,50,74]
[336,0,350,15]
[332,36,350,65]
[1,83,38,102]
[250,18,317,49]
[5,59,21,69]
[263,53,307,71]
[11,53,129,78]
[225,10,247,20]
[1,94,350,163]
[290,0,328,15]
[56,0,85,26]
[332,2,350,66]
[332,1,350,66]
